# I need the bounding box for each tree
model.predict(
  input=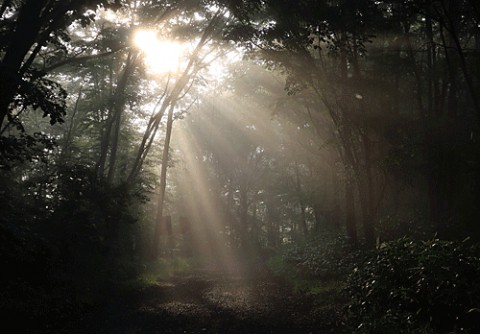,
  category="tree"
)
[228,0,480,243]
[228,0,383,245]
[0,0,119,130]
